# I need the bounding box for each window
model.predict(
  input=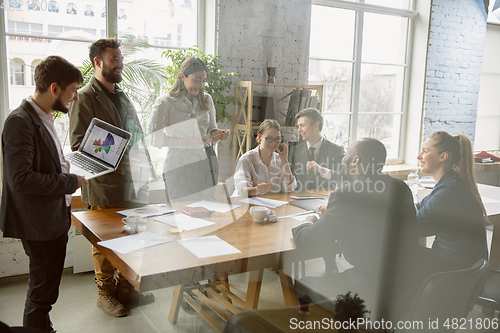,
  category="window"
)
[30,60,42,86]
[309,0,417,160]
[10,58,25,86]
[3,0,207,152]
[48,25,96,37]
[8,21,43,35]
[117,0,197,49]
